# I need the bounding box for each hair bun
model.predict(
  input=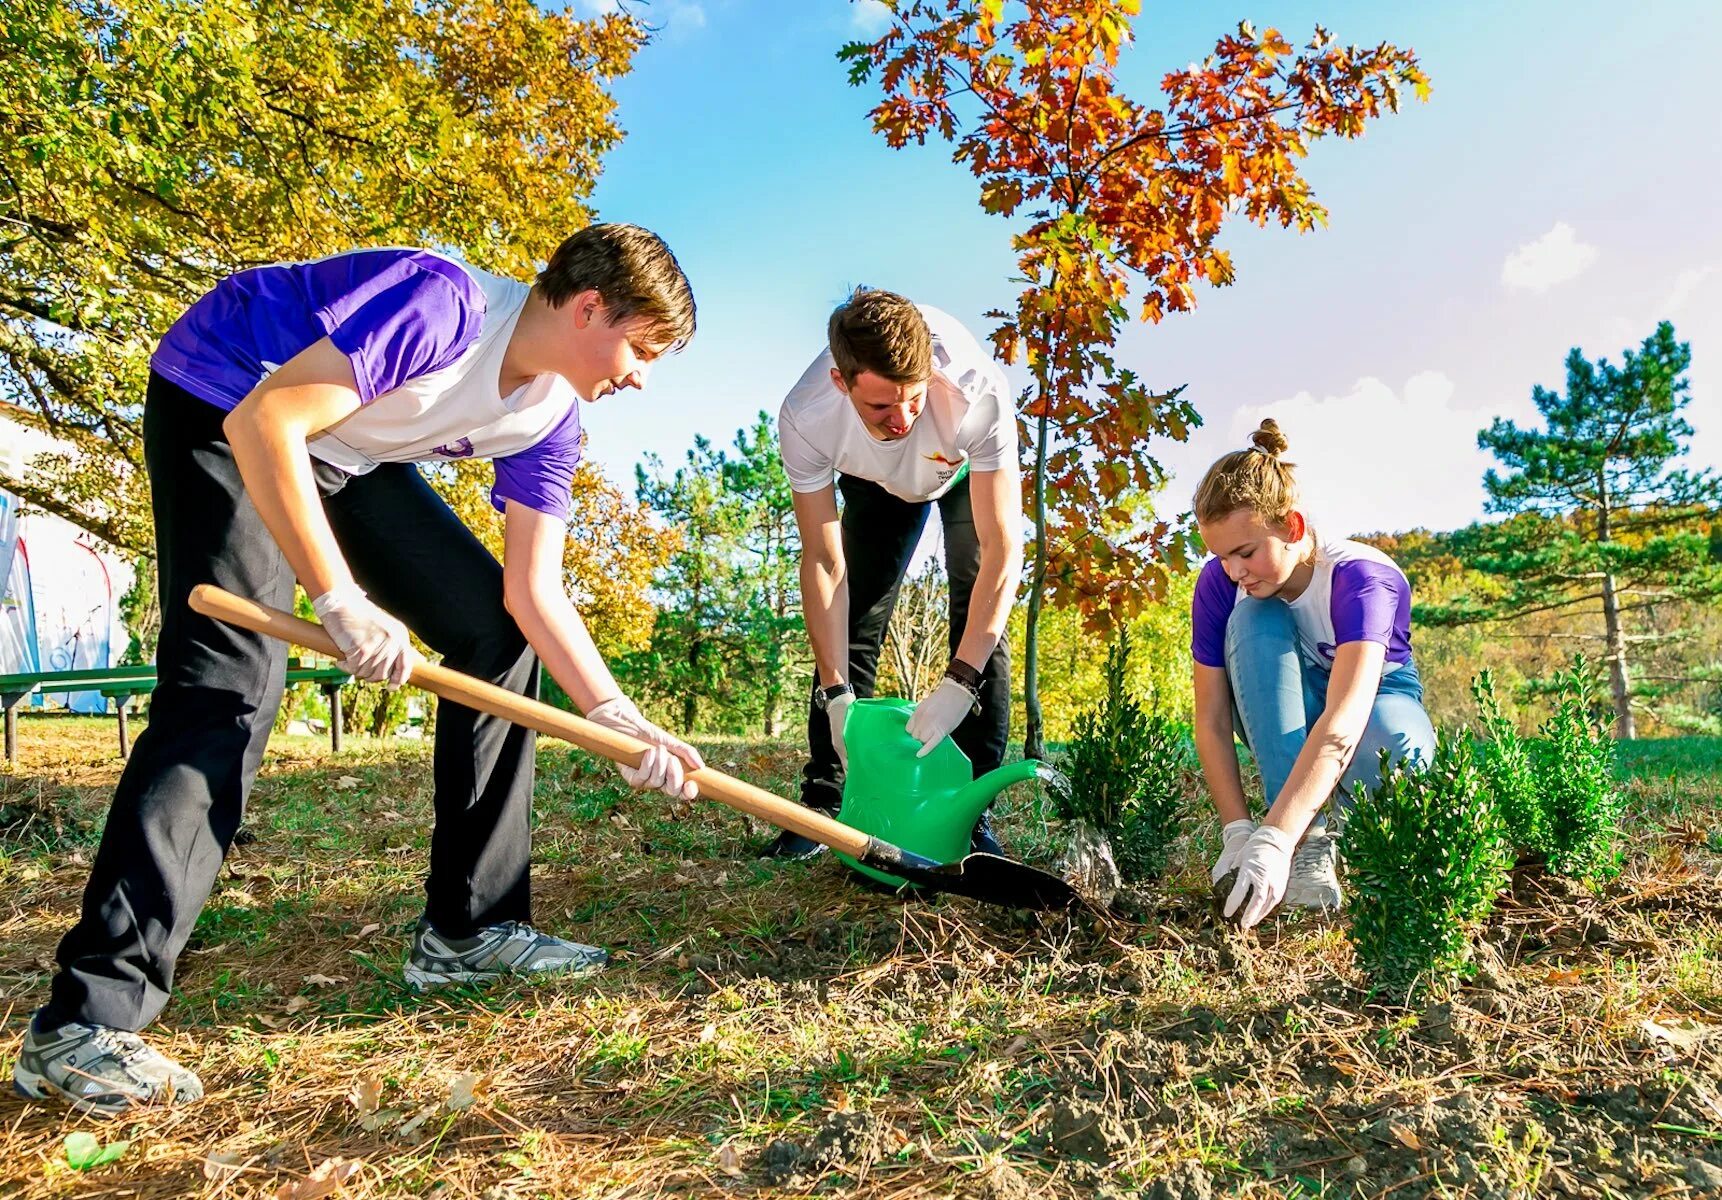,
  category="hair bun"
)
[1249,419,1289,458]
